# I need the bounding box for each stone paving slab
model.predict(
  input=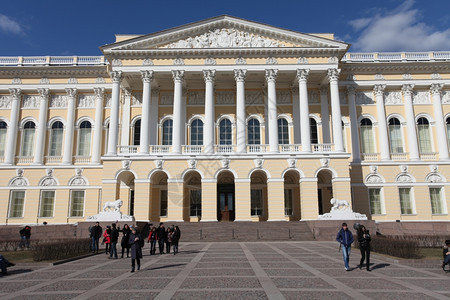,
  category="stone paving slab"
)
[1,241,449,300]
